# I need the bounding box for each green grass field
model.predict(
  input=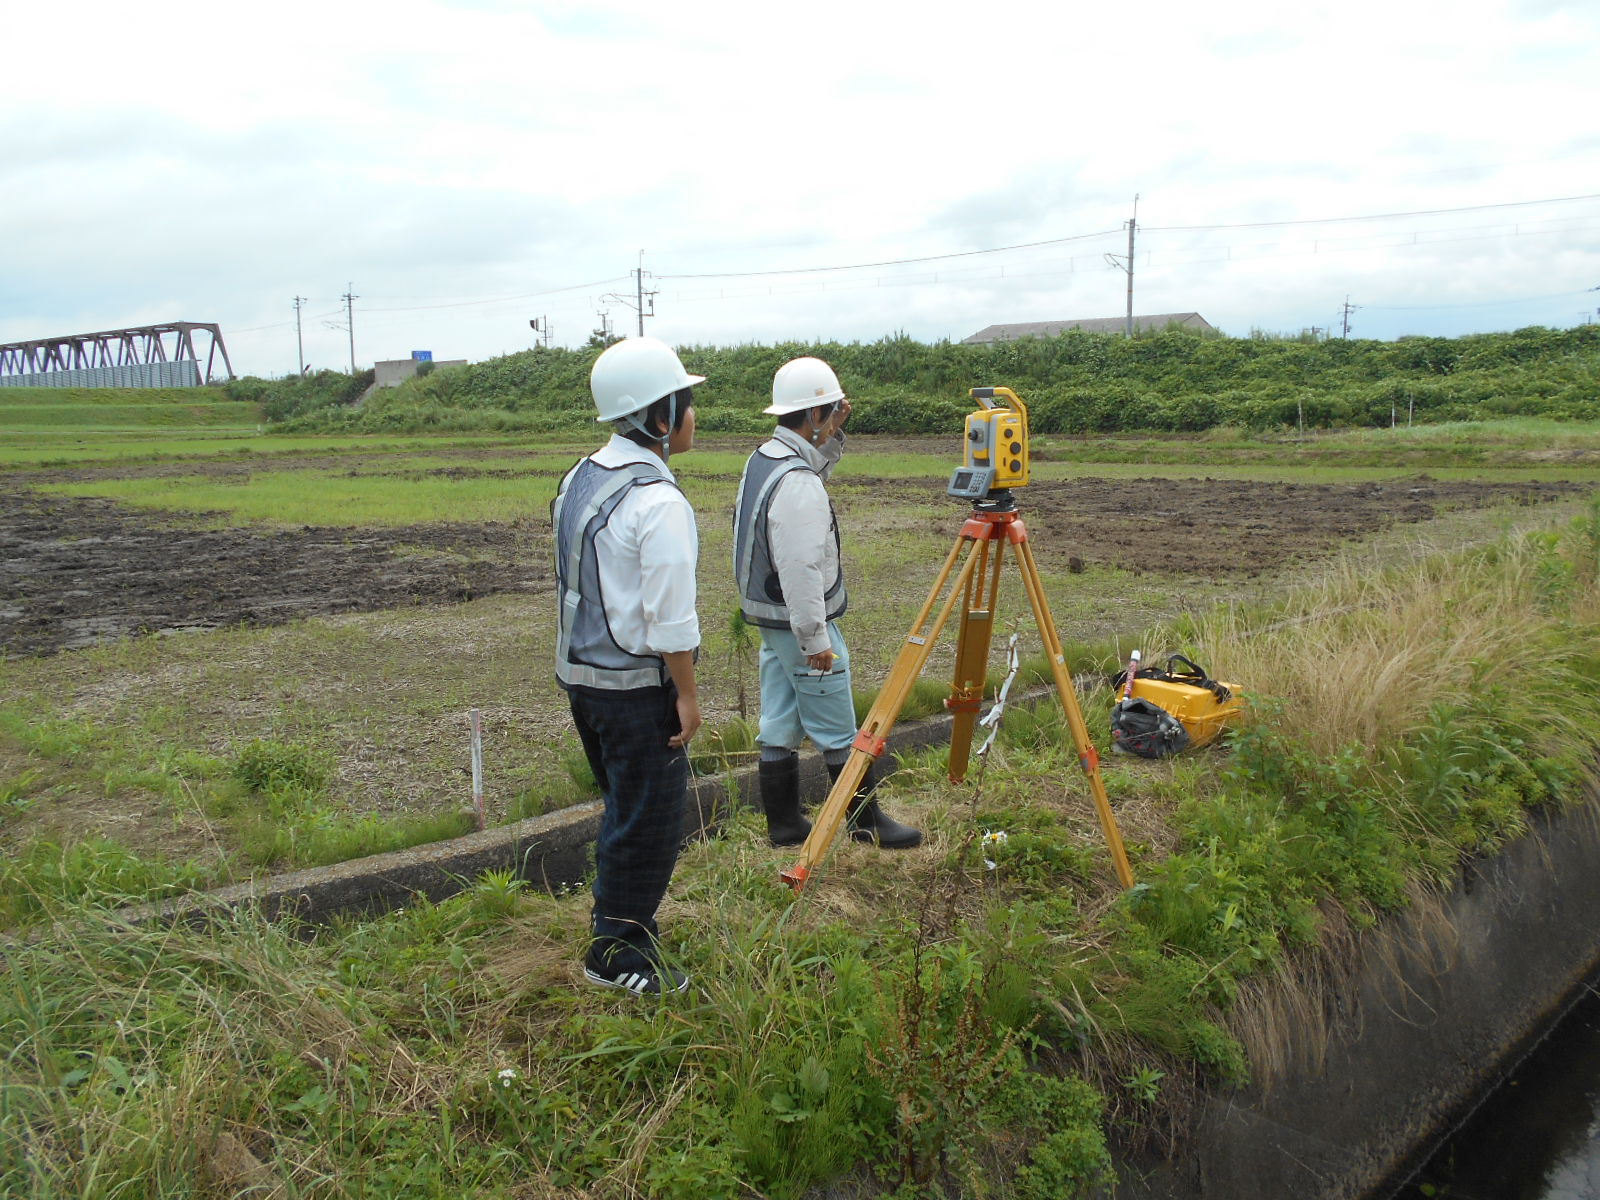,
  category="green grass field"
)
[5,389,1600,1197]
[5,396,1599,855]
